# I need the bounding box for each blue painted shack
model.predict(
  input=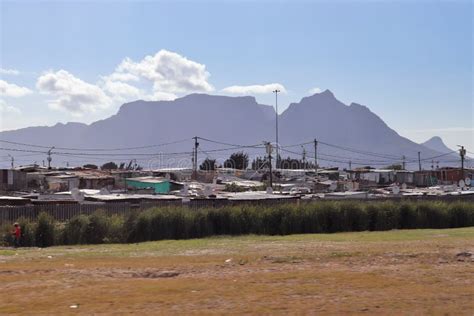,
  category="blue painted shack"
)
[125,176,171,194]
